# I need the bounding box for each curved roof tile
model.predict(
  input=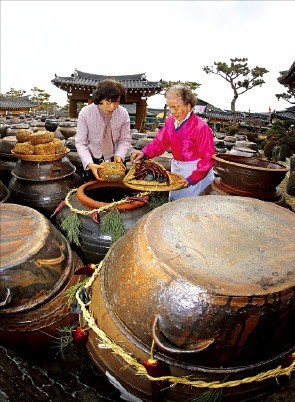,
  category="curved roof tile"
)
[0,96,37,109]
[278,61,295,88]
[273,109,295,120]
[51,70,163,93]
